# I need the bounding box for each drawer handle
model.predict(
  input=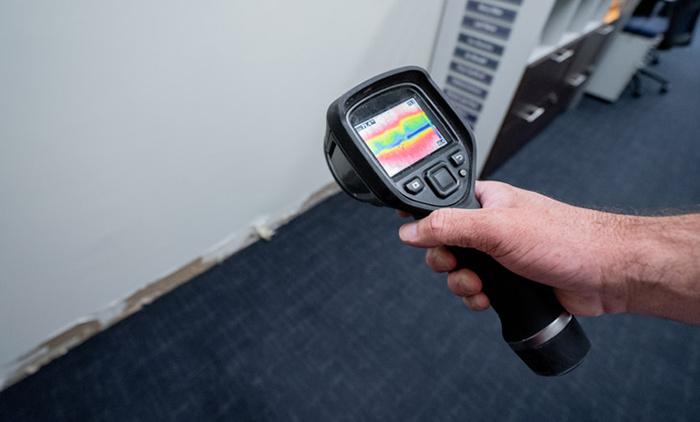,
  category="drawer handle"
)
[568,73,588,87]
[518,106,545,123]
[551,49,574,63]
[597,25,615,36]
